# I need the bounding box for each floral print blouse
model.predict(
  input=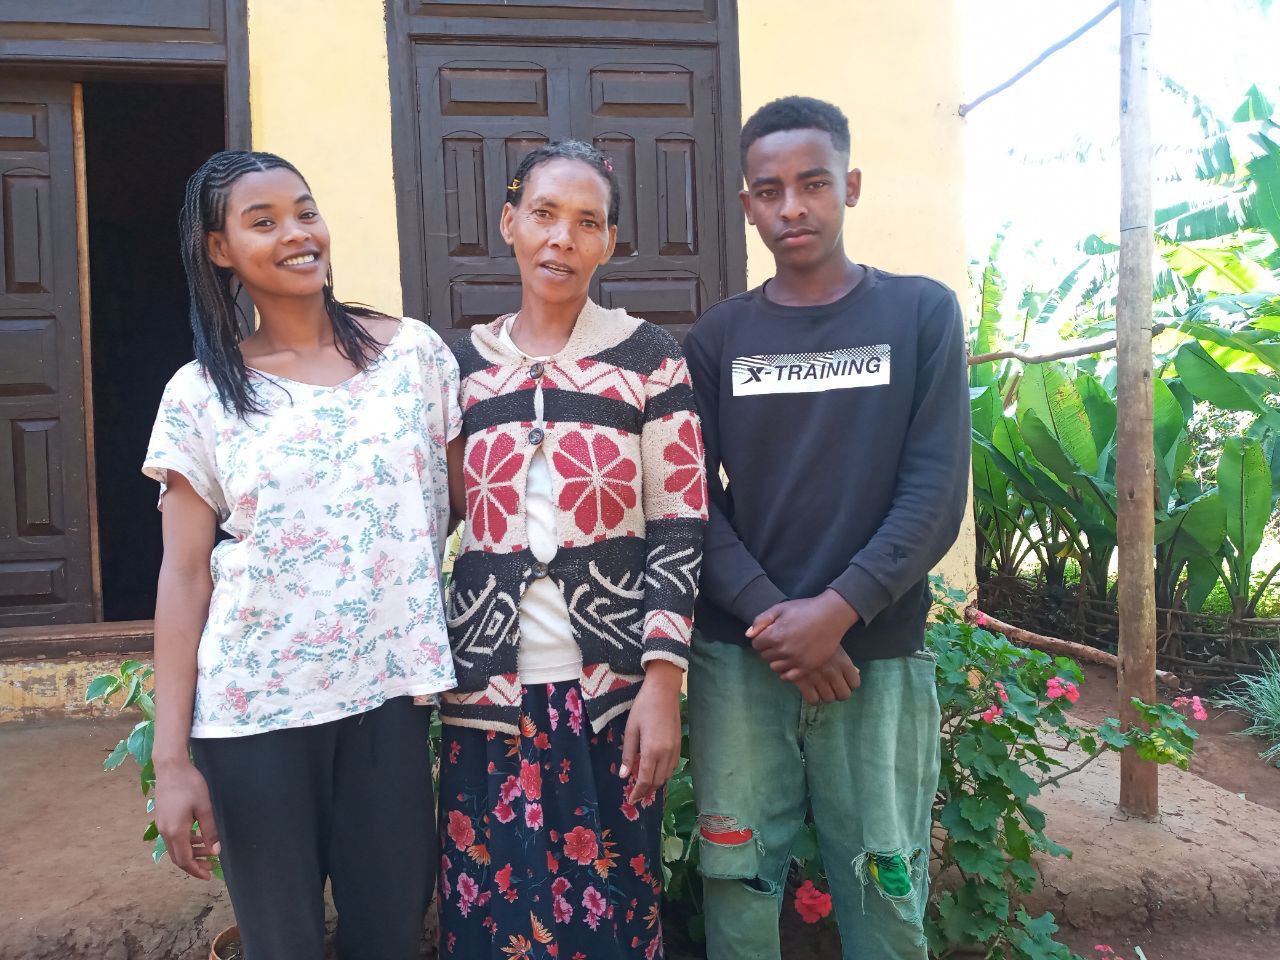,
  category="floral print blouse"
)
[143,318,461,737]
